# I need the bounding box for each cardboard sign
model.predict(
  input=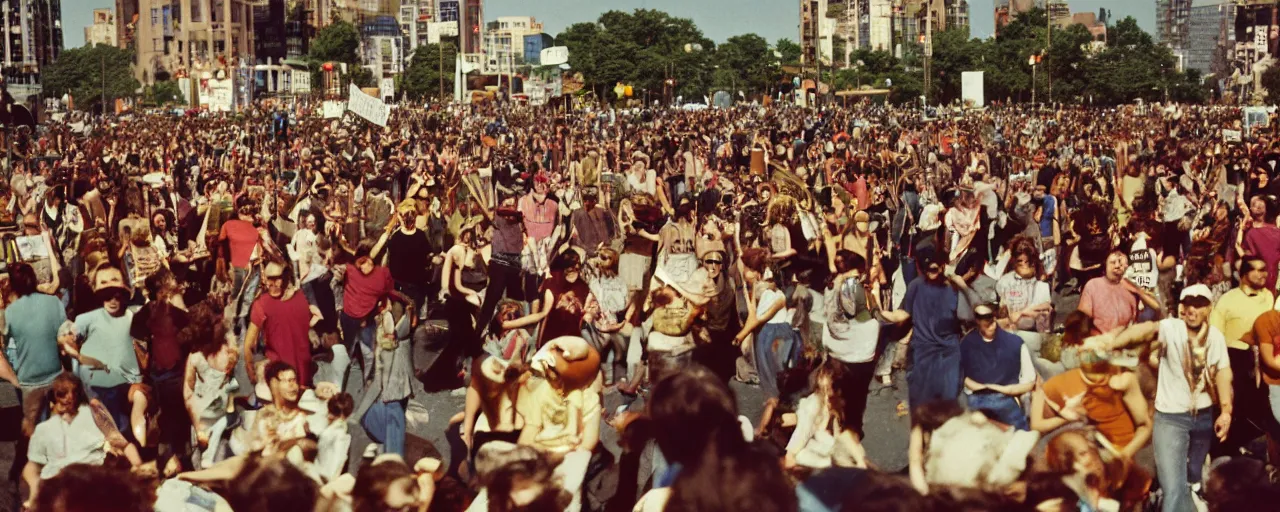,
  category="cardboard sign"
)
[347,84,390,127]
